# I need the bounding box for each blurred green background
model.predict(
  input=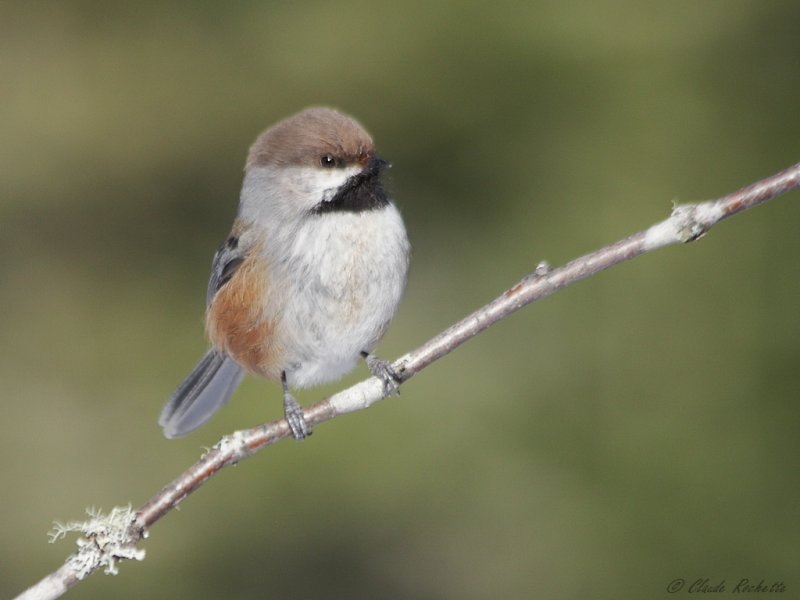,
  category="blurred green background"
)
[2,2,799,598]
